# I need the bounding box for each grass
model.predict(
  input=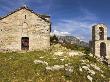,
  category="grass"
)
[0,45,110,82]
